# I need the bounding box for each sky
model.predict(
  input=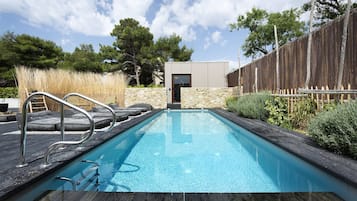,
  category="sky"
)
[0,0,310,71]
